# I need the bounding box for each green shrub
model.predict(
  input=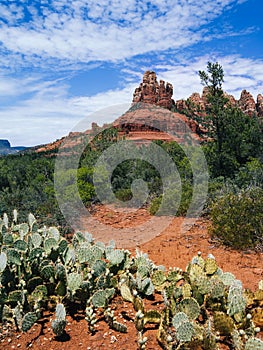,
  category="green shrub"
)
[149,196,162,215]
[149,183,193,216]
[114,188,133,202]
[210,187,263,249]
